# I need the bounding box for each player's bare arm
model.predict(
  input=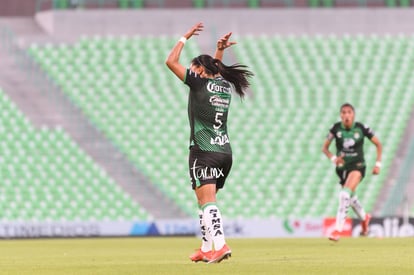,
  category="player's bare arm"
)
[215,32,237,61]
[165,22,204,81]
[370,136,382,175]
[322,138,344,166]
